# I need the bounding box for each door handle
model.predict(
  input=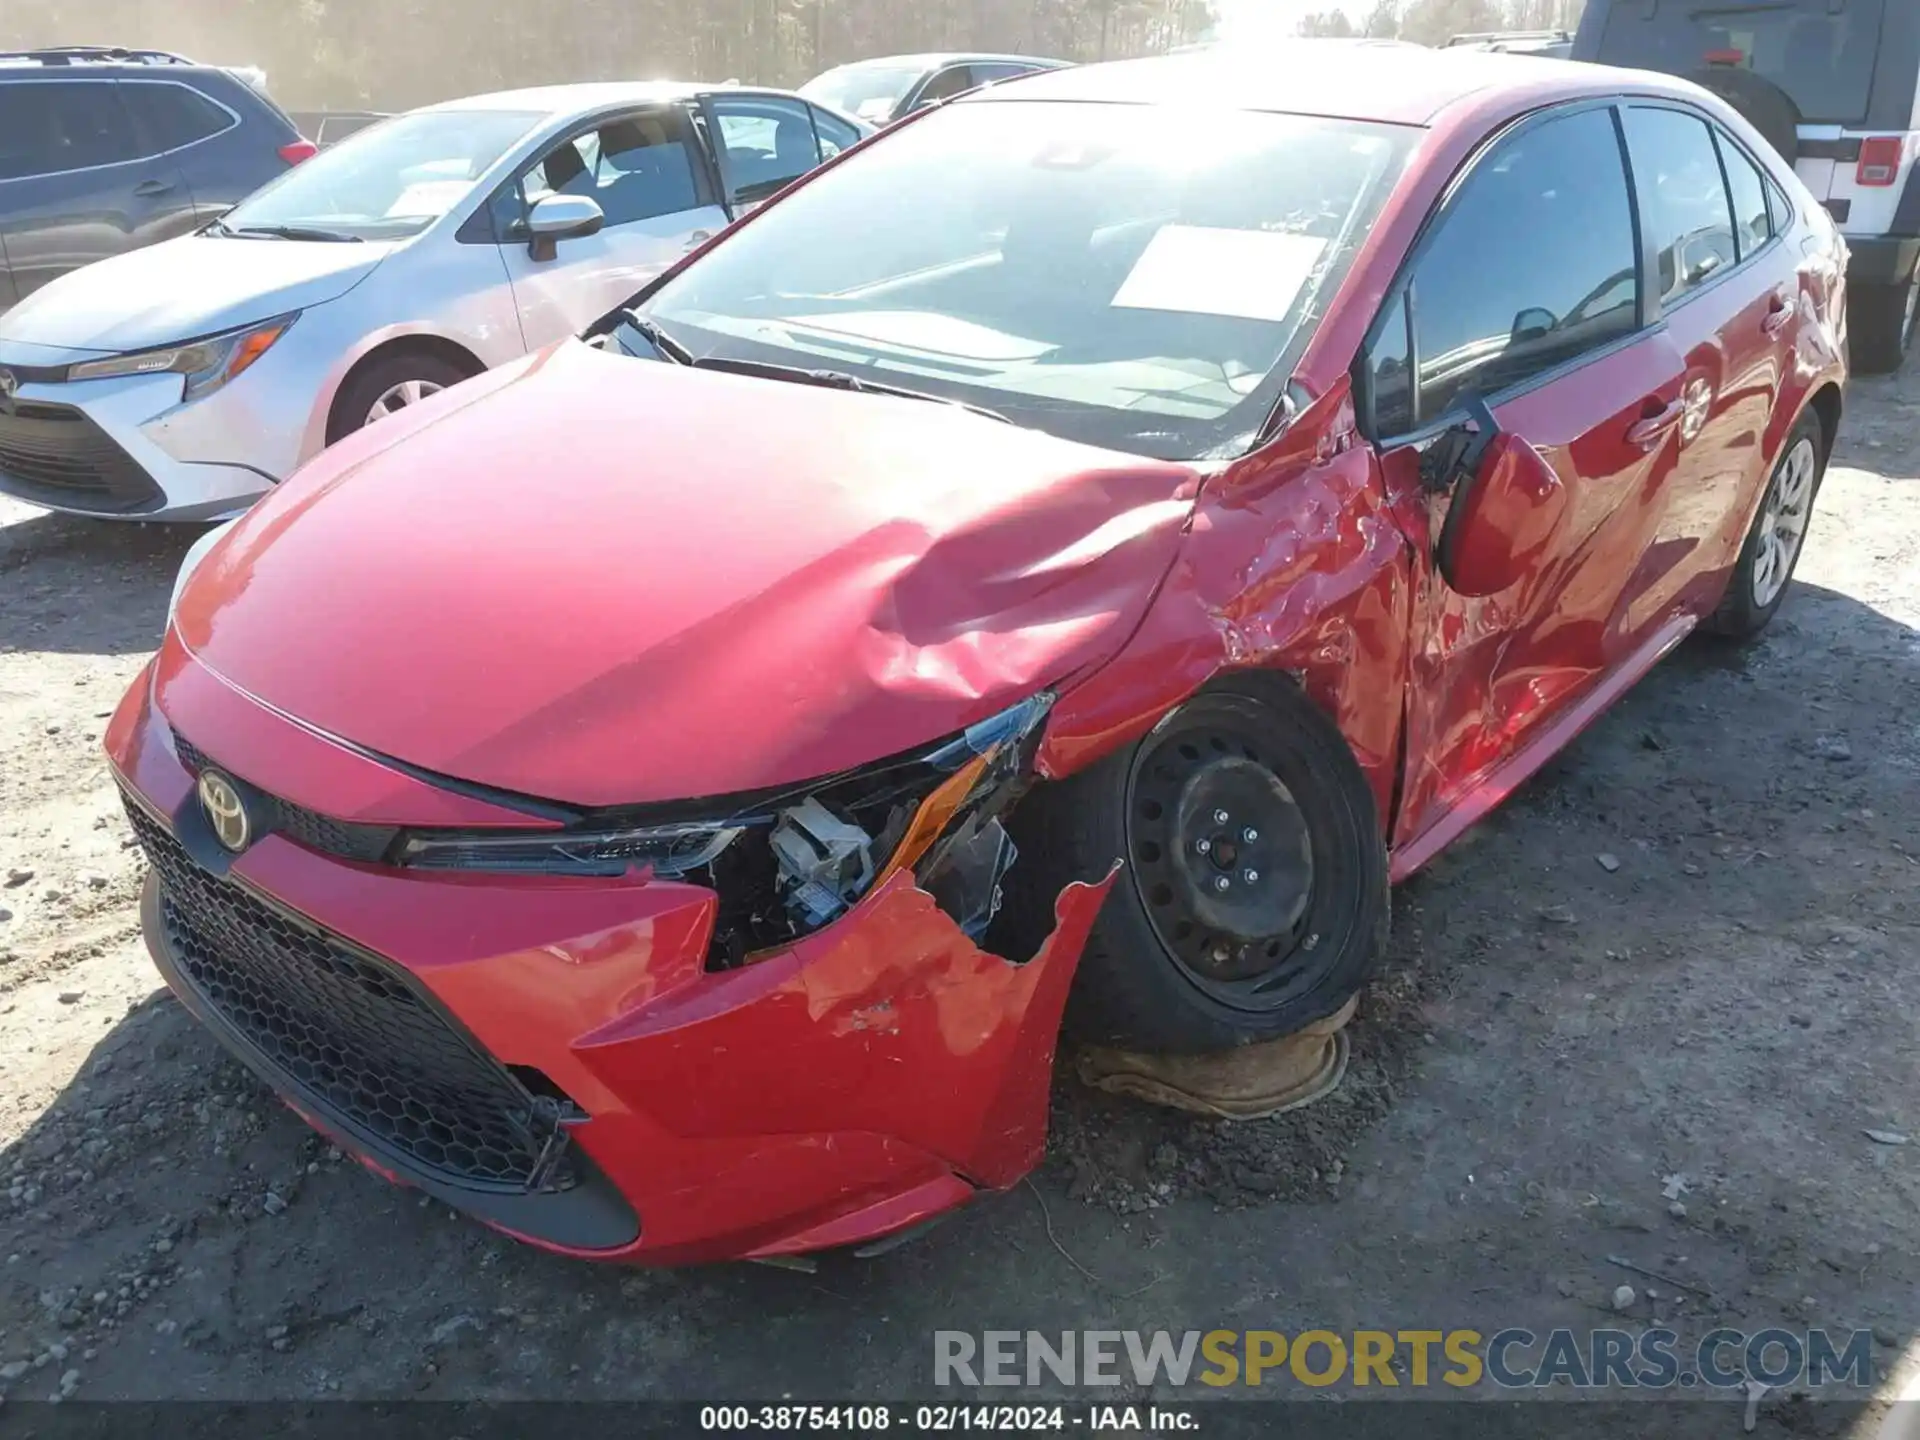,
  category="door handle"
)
[133,178,176,198]
[1626,396,1686,449]
[1762,293,1794,336]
